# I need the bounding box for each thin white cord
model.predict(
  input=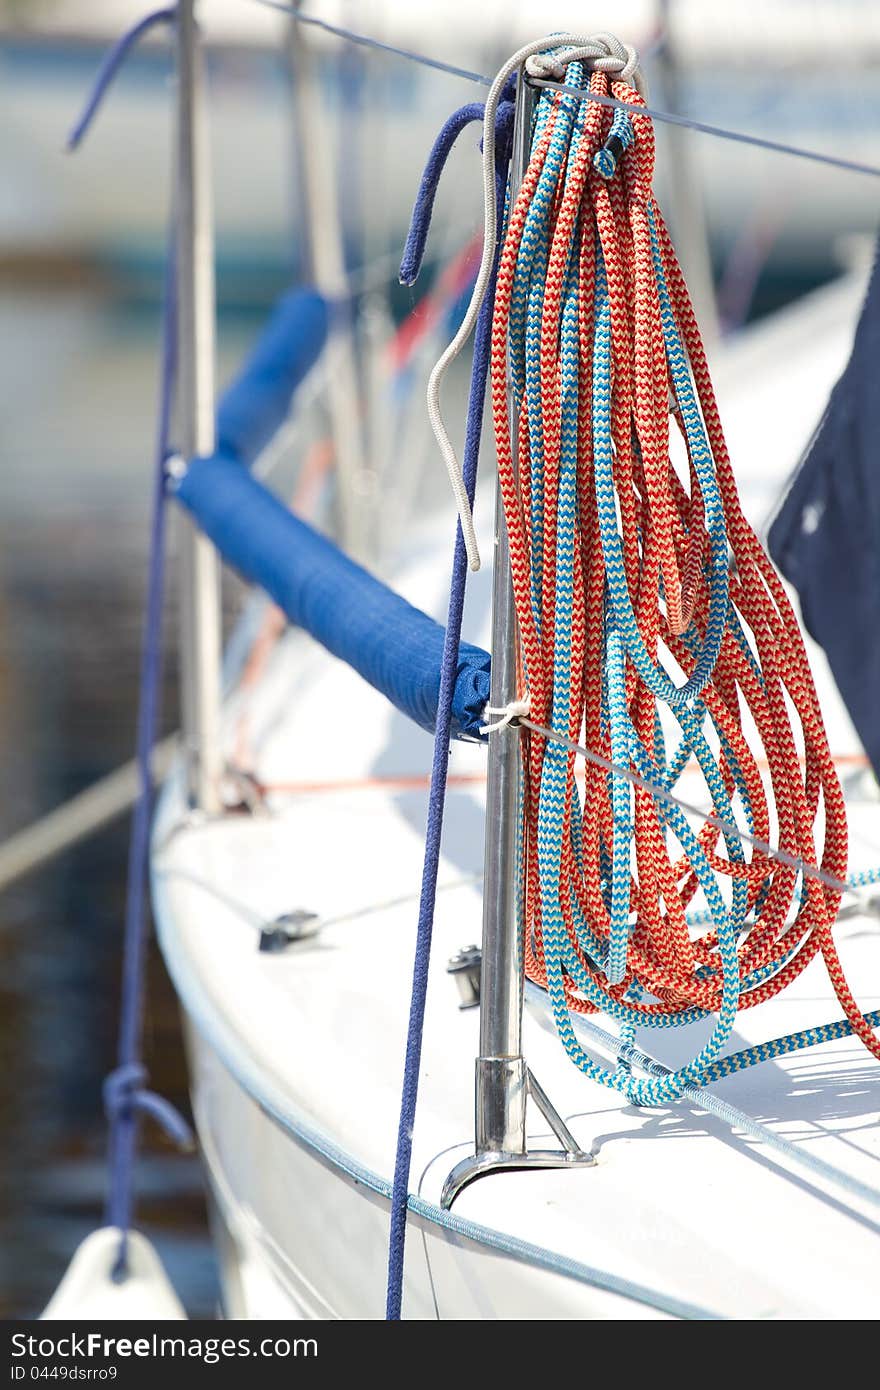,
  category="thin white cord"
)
[425,34,642,573]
